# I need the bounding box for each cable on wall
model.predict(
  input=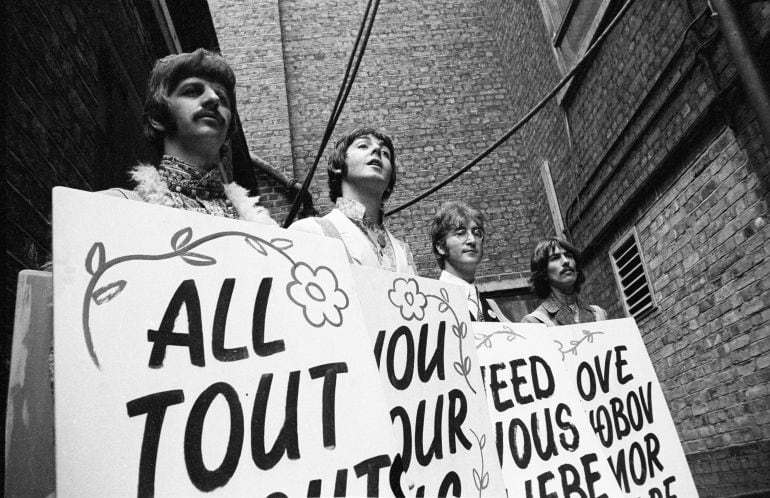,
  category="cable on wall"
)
[282,0,382,228]
[385,0,637,218]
